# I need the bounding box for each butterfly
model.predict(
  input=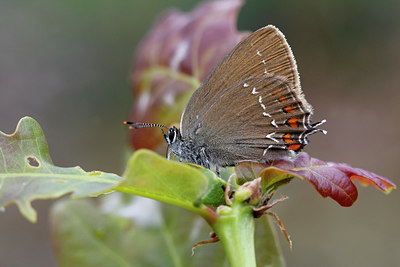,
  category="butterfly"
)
[125,25,326,172]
